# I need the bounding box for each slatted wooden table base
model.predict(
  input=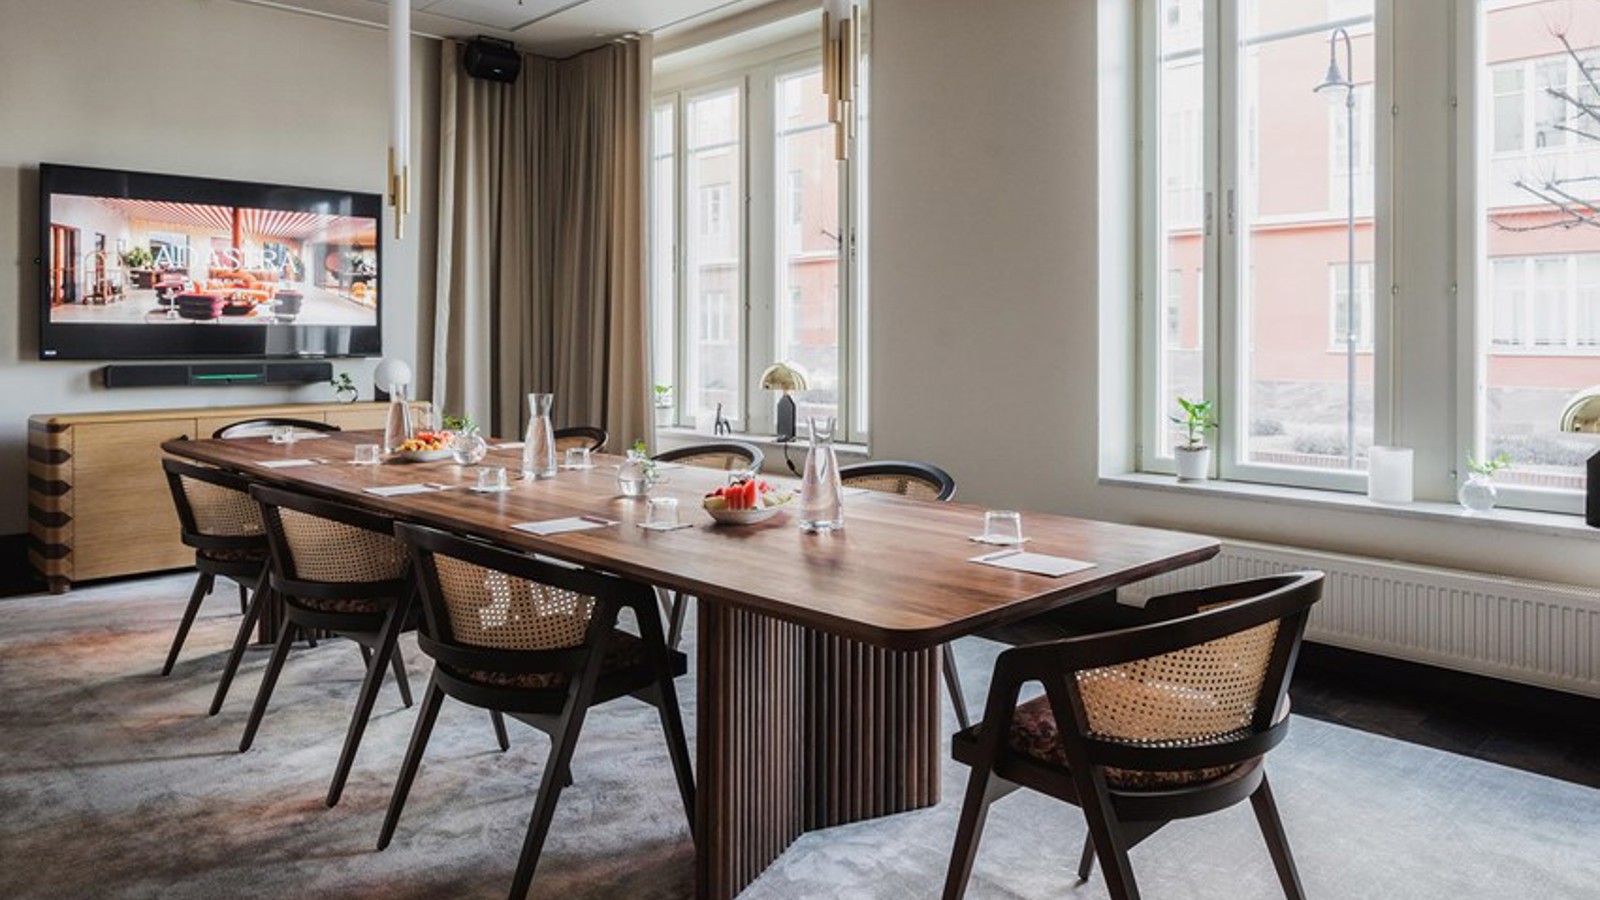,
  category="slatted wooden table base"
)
[696,601,941,897]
